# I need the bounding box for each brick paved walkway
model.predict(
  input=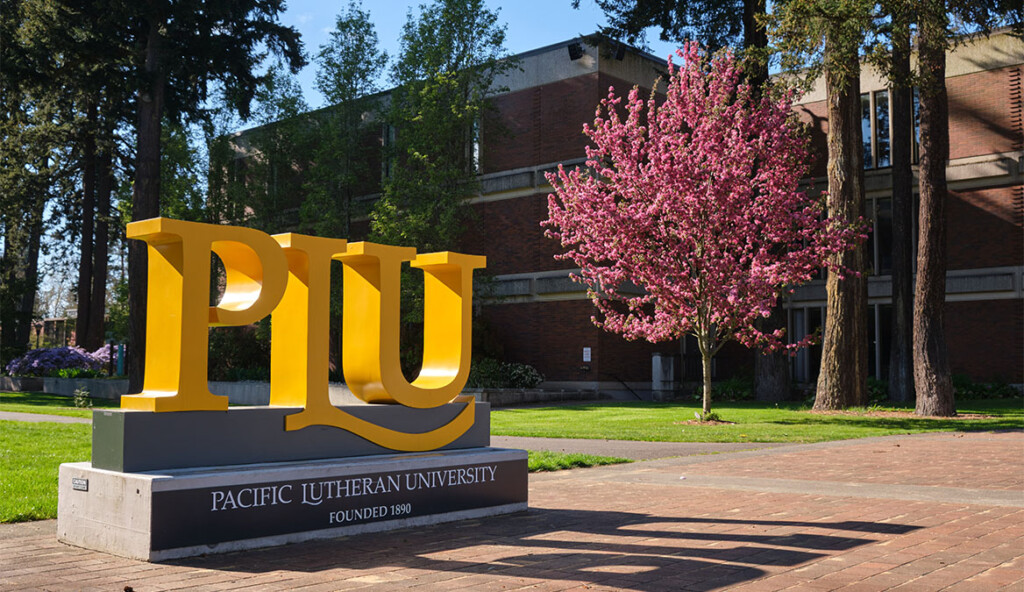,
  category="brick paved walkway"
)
[1,431,1022,591]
